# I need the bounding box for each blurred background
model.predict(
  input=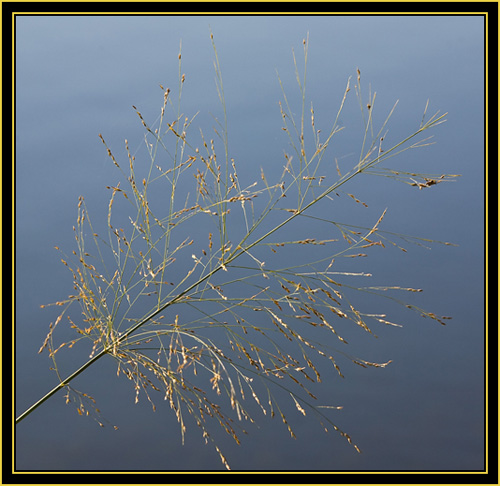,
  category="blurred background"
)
[15,15,484,471]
